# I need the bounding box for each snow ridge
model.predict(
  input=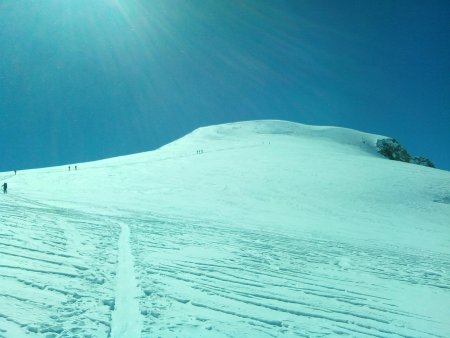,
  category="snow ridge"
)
[1,120,449,337]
